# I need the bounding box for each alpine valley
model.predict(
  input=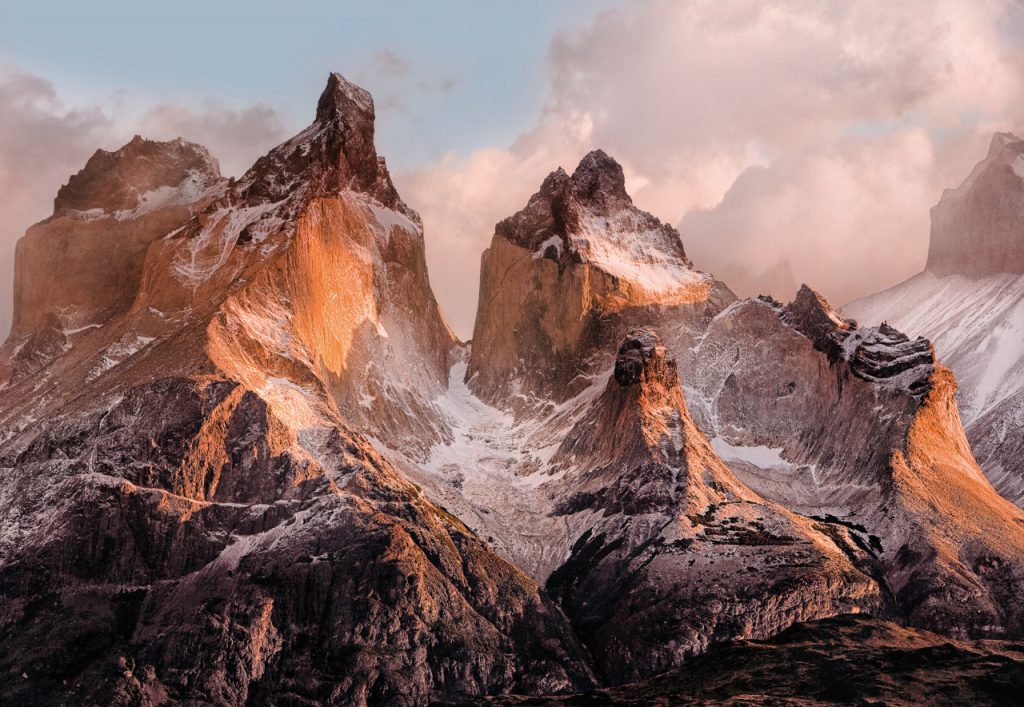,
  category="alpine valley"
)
[1,74,1023,706]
